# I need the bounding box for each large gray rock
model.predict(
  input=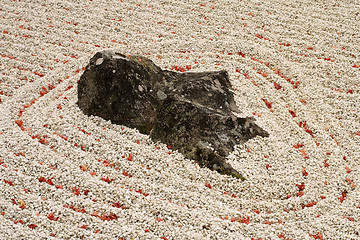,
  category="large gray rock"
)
[78,50,269,180]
